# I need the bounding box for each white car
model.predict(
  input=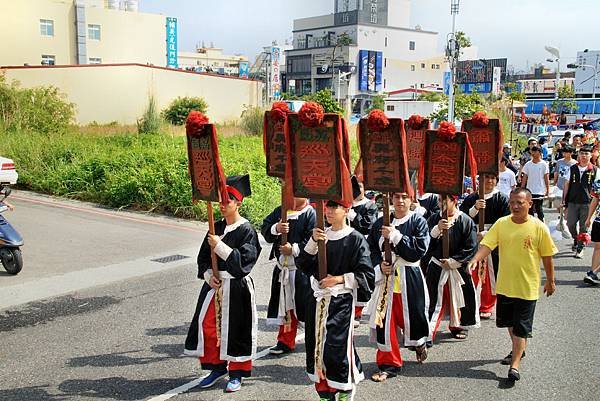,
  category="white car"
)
[0,157,18,185]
